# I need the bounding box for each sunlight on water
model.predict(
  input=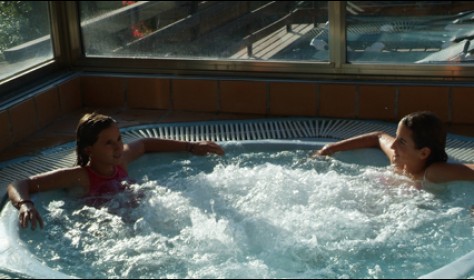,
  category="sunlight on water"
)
[20,144,474,279]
